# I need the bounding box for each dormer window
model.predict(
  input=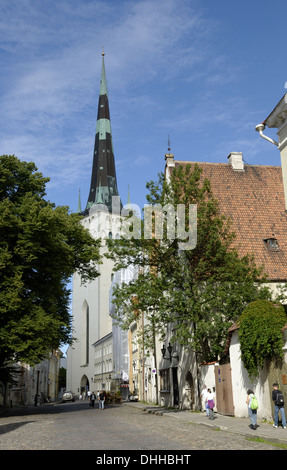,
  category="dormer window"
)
[263,238,279,251]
